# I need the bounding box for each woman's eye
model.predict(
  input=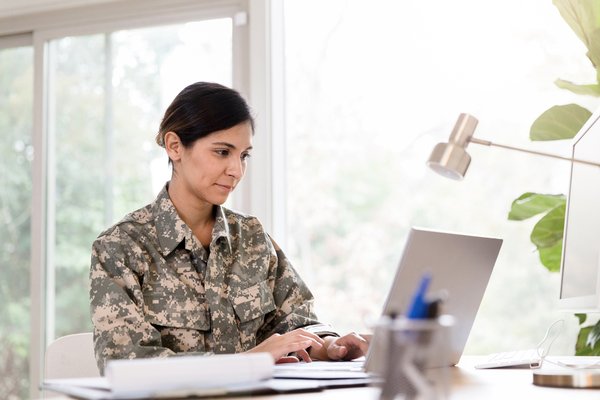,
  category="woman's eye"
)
[242,153,252,161]
[215,149,230,157]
